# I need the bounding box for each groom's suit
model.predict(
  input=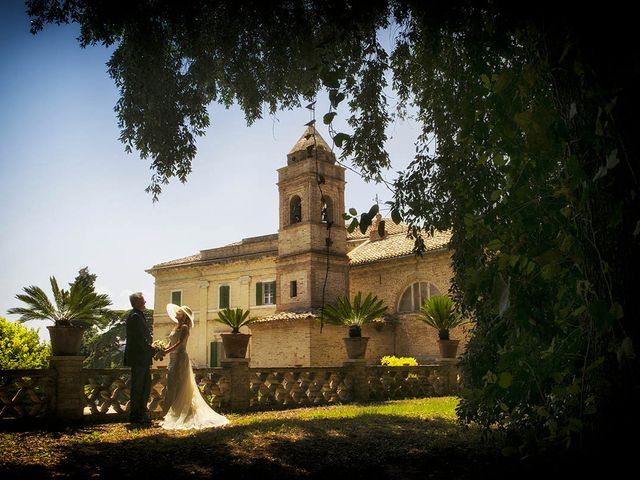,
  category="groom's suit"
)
[124,308,155,422]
